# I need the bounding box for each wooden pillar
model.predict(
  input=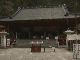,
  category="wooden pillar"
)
[16,32,17,39]
[7,24,9,38]
[29,27,33,39]
[43,27,46,39]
